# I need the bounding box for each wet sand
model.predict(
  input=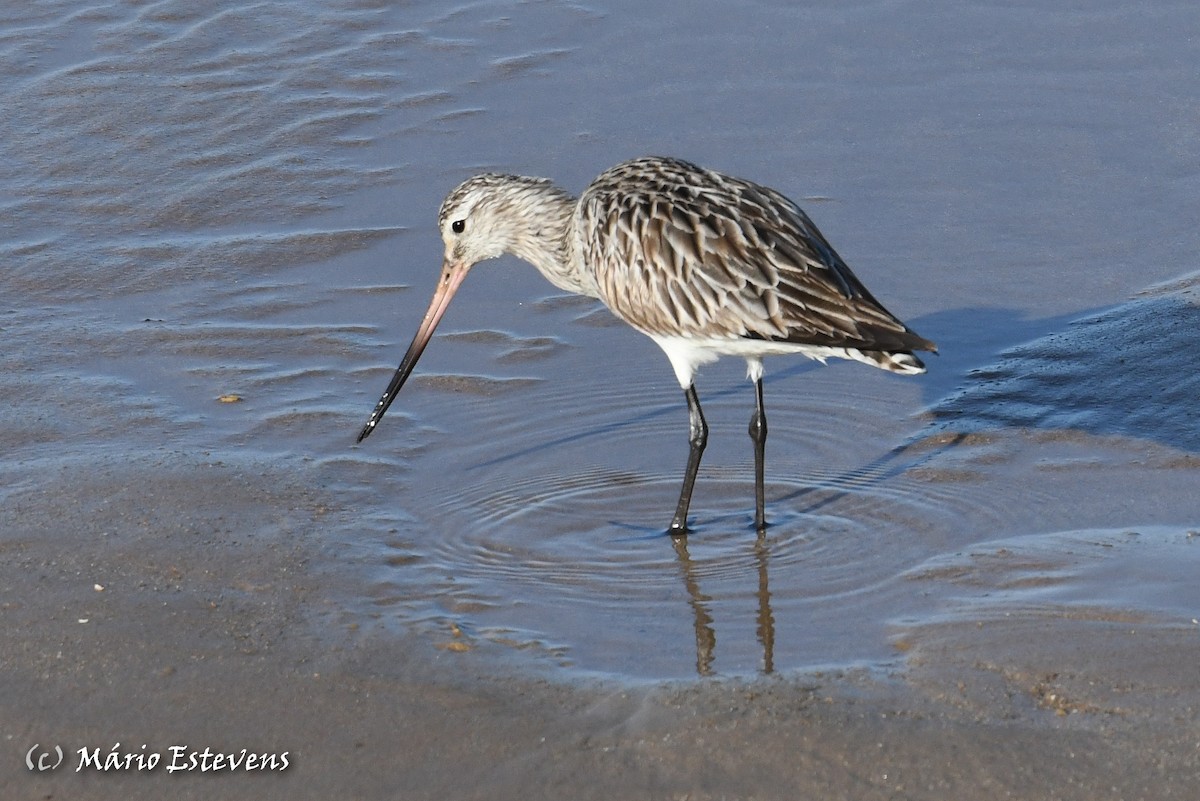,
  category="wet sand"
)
[4,0,1200,797]
[3,458,1197,800]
